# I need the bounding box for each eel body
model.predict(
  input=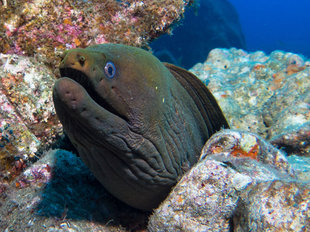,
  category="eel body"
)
[53,43,229,210]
